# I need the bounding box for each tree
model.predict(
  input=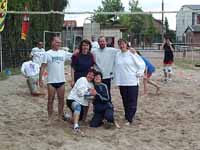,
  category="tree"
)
[164,17,176,42]
[144,15,157,46]
[2,0,69,68]
[93,0,124,24]
[120,0,145,46]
